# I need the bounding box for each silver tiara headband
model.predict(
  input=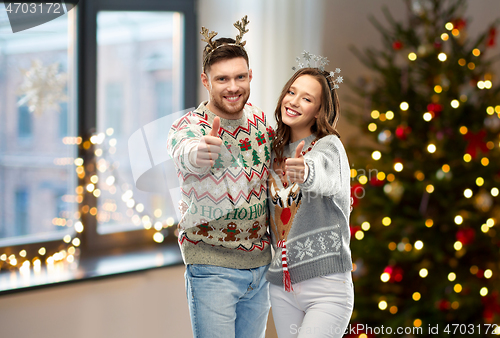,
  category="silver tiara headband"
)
[292,51,343,90]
